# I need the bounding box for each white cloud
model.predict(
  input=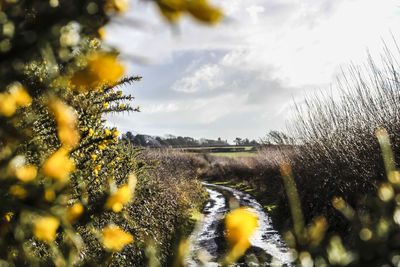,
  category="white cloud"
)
[246,5,265,24]
[172,64,224,93]
[104,0,400,141]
